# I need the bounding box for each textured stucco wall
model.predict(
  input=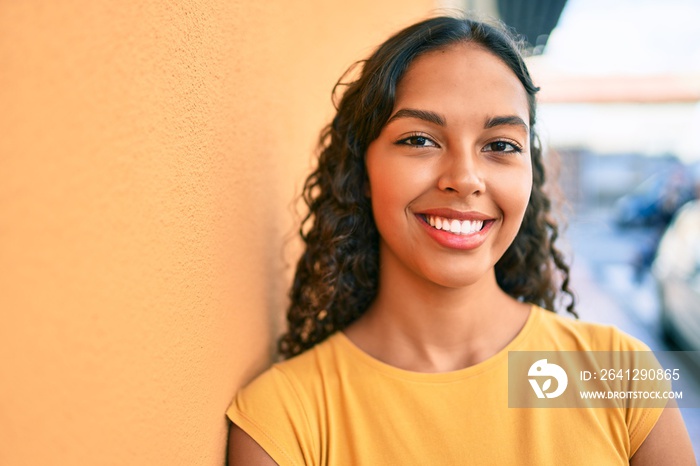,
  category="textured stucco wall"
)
[0,1,434,464]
